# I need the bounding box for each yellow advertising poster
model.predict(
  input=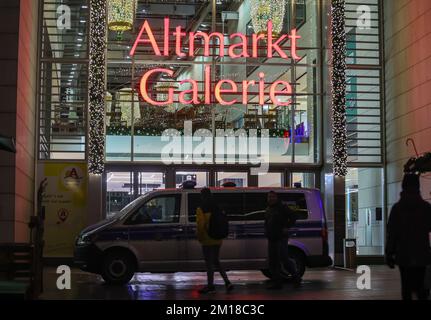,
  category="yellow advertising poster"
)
[38,163,88,257]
